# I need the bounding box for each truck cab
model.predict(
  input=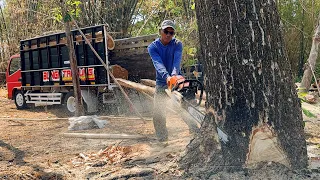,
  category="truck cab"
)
[6,54,22,100]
